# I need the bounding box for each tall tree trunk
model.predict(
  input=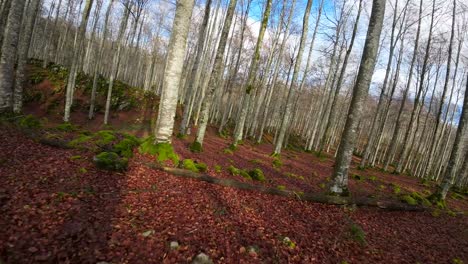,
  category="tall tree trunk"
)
[63,0,94,122]
[103,2,130,125]
[13,0,42,113]
[329,0,386,195]
[432,73,468,201]
[0,0,25,112]
[179,0,212,136]
[273,0,314,155]
[232,0,272,146]
[194,0,238,146]
[153,0,195,143]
